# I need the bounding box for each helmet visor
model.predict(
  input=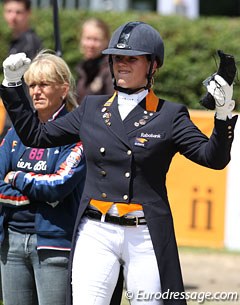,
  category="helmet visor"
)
[102,48,150,56]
